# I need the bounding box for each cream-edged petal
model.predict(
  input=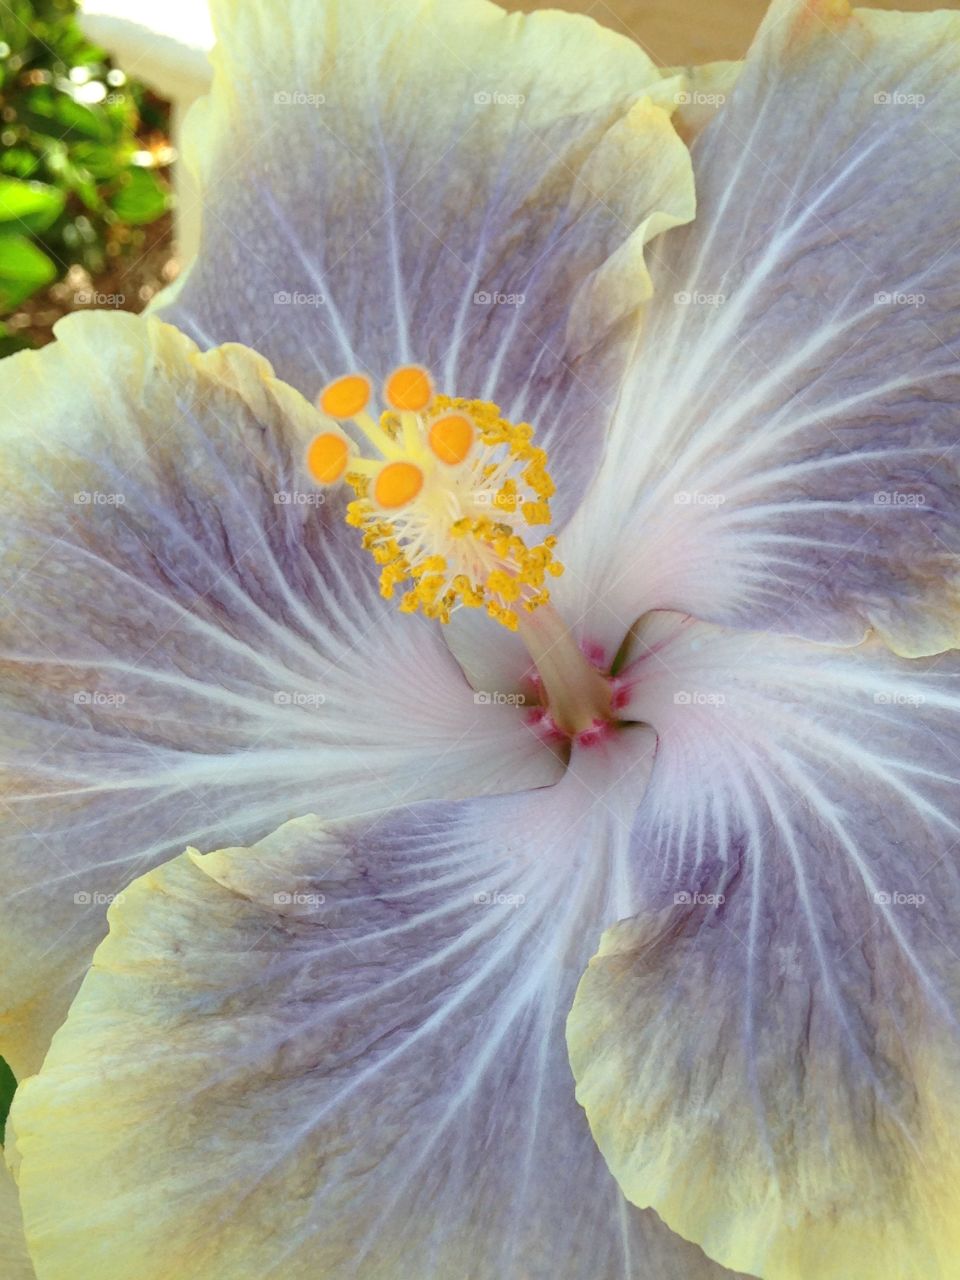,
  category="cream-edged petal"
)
[0,1157,32,1280]
[559,0,960,655]
[161,0,695,523]
[666,60,742,140]
[0,312,559,1076]
[569,612,960,1280]
[9,748,752,1280]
